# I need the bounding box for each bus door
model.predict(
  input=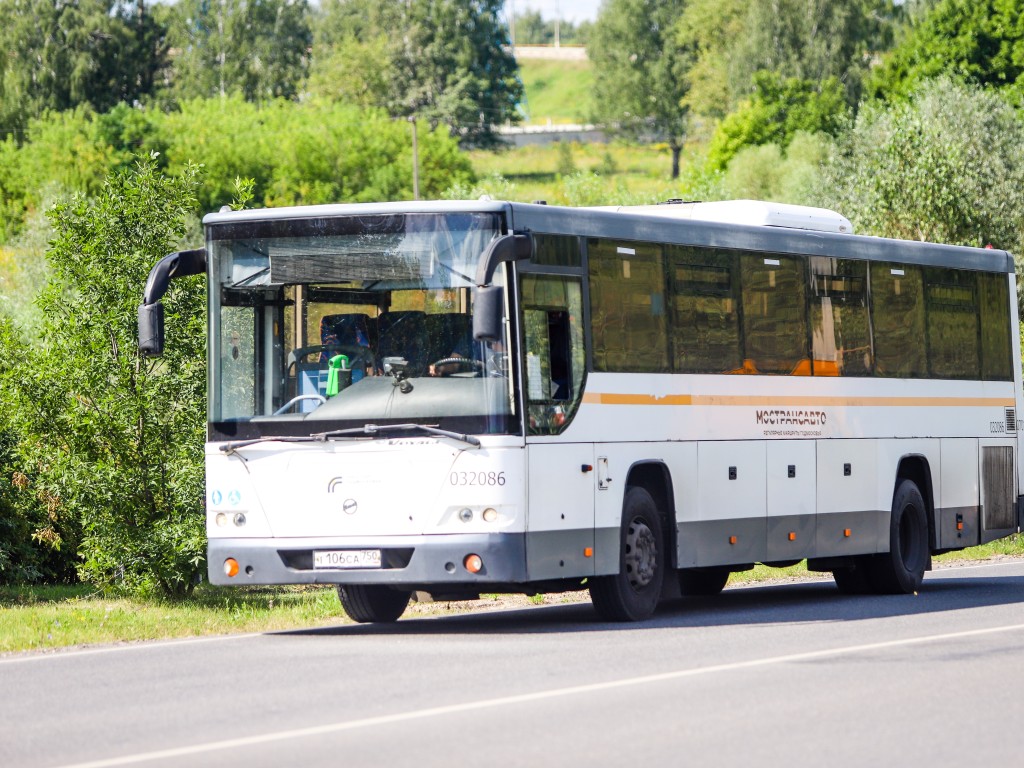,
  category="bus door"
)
[520,271,592,580]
